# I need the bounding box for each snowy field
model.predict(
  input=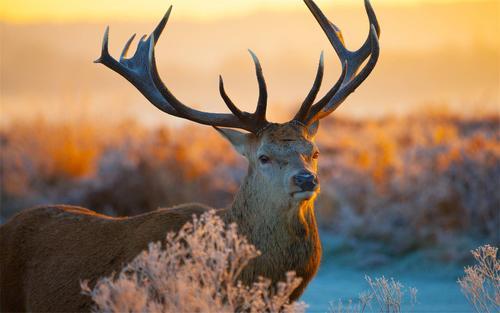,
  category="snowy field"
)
[302,234,472,313]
